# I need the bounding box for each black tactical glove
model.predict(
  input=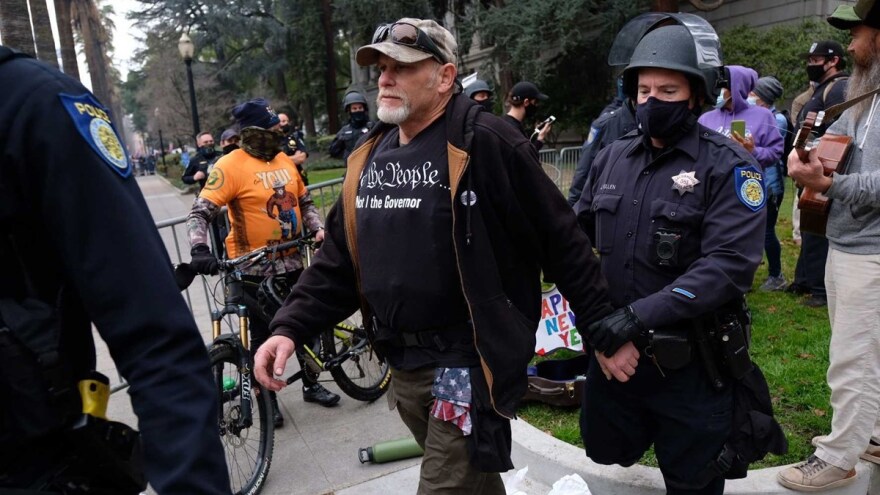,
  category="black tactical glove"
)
[189,244,219,275]
[586,306,645,357]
